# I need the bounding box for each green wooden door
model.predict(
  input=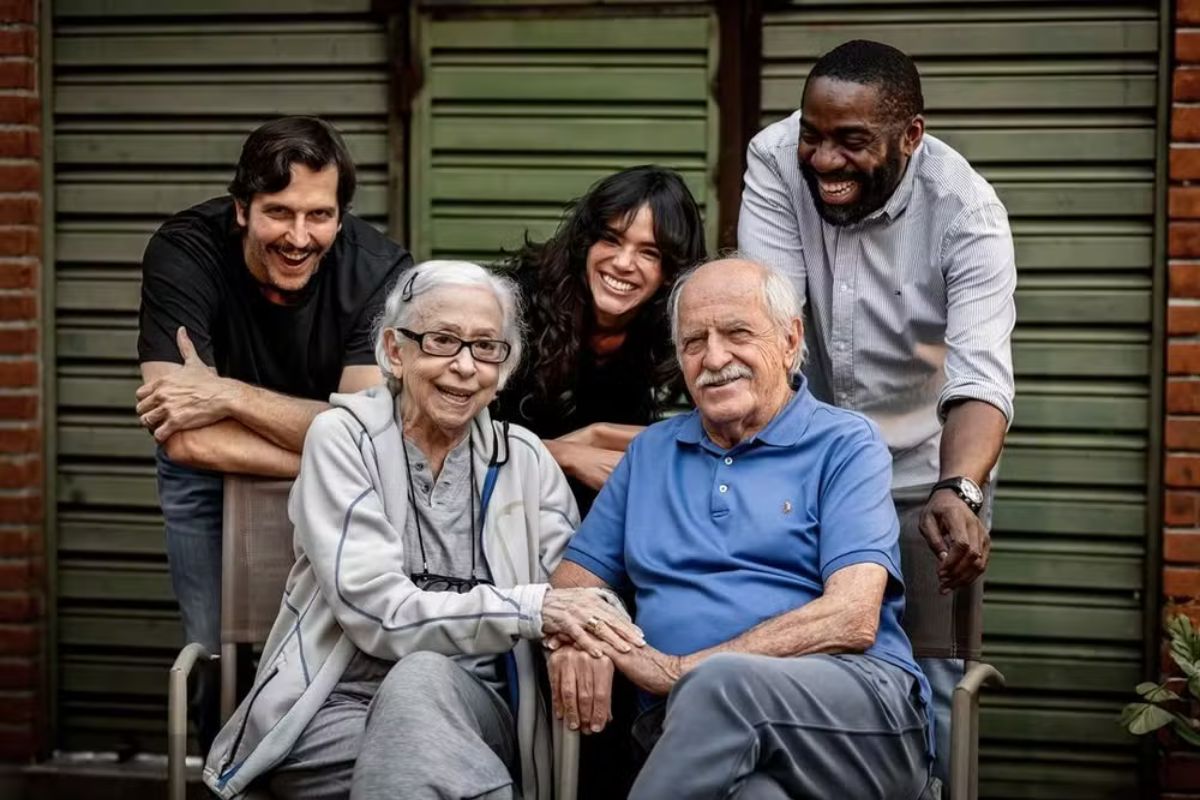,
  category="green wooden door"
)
[408,6,720,262]
[50,0,392,752]
[760,2,1160,797]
